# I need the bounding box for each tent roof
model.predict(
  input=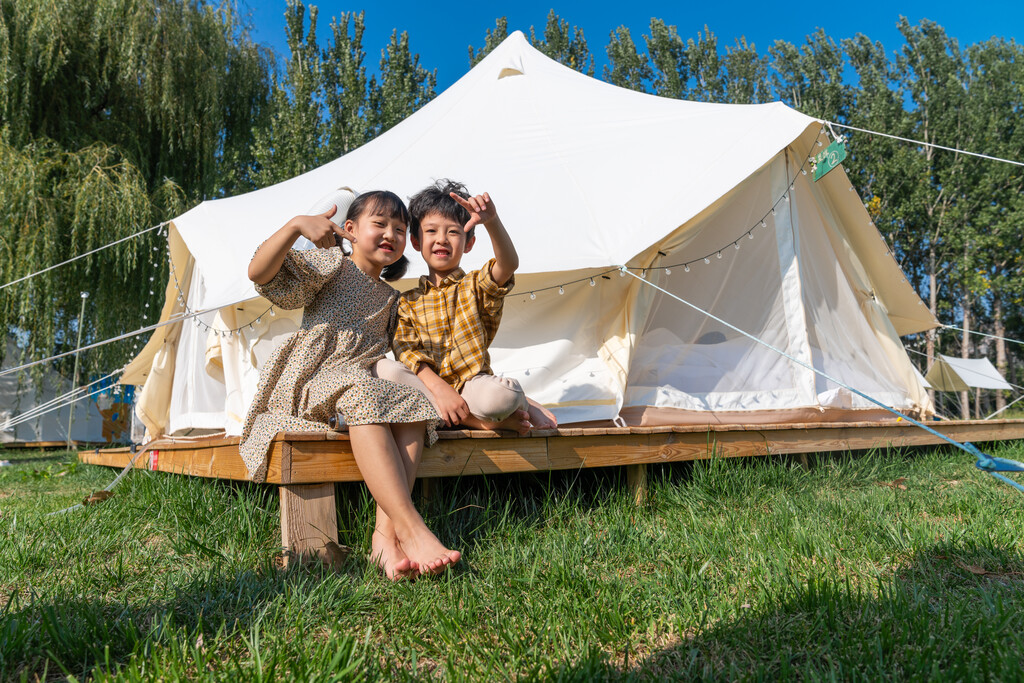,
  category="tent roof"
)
[925,354,1011,391]
[170,30,935,335]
